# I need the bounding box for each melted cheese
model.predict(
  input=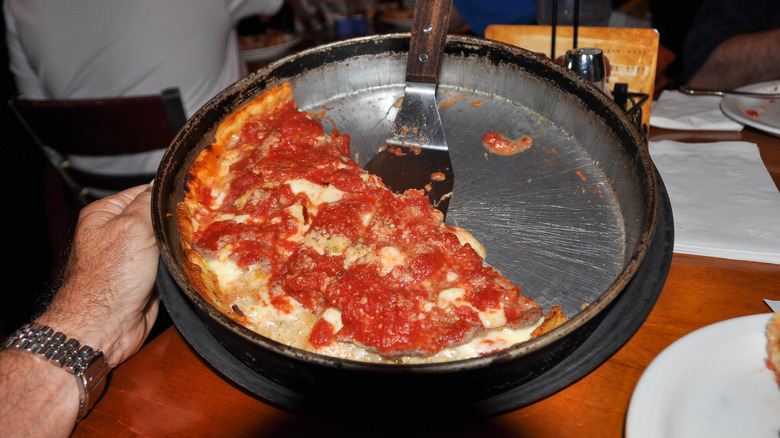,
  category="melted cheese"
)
[321,307,344,332]
[205,251,543,363]
[378,246,407,274]
[478,307,508,329]
[287,178,345,206]
[343,242,372,267]
[438,288,509,329]
[438,287,467,309]
[205,256,244,284]
[304,231,352,256]
[283,204,309,243]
